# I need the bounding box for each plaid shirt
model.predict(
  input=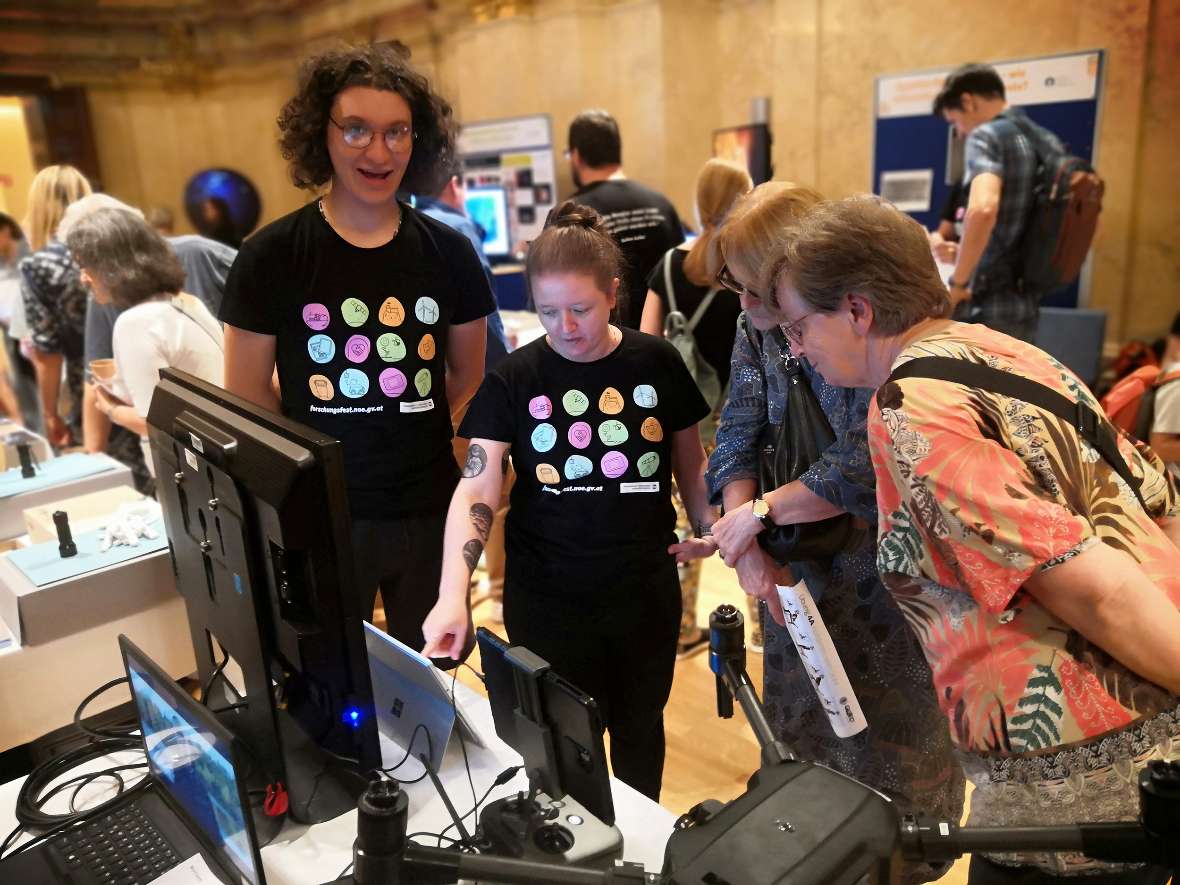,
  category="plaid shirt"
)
[961,108,1064,340]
